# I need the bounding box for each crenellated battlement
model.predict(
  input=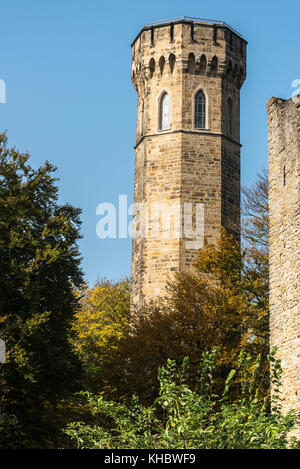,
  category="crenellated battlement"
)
[131,18,246,92]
